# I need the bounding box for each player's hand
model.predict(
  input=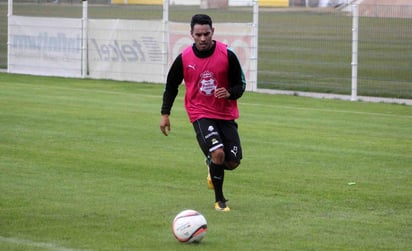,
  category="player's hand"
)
[160,114,171,136]
[214,87,230,99]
